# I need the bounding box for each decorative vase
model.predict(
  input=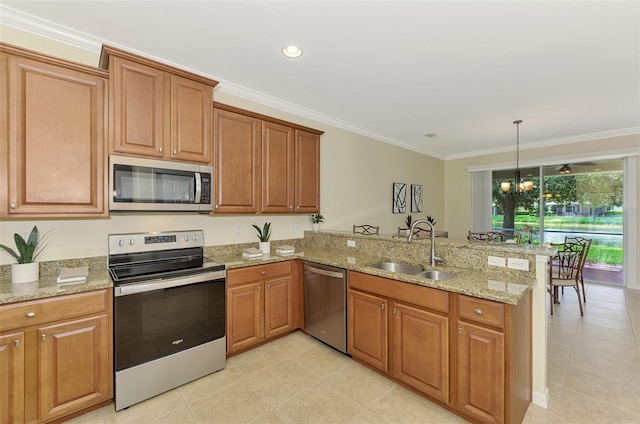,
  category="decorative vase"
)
[312,223,320,232]
[11,262,39,284]
[258,241,271,254]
